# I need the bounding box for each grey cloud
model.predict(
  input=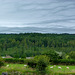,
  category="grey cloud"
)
[0,0,75,33]
[0,27,75,34]
[24,18,75,25]
[57,0,75,2]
